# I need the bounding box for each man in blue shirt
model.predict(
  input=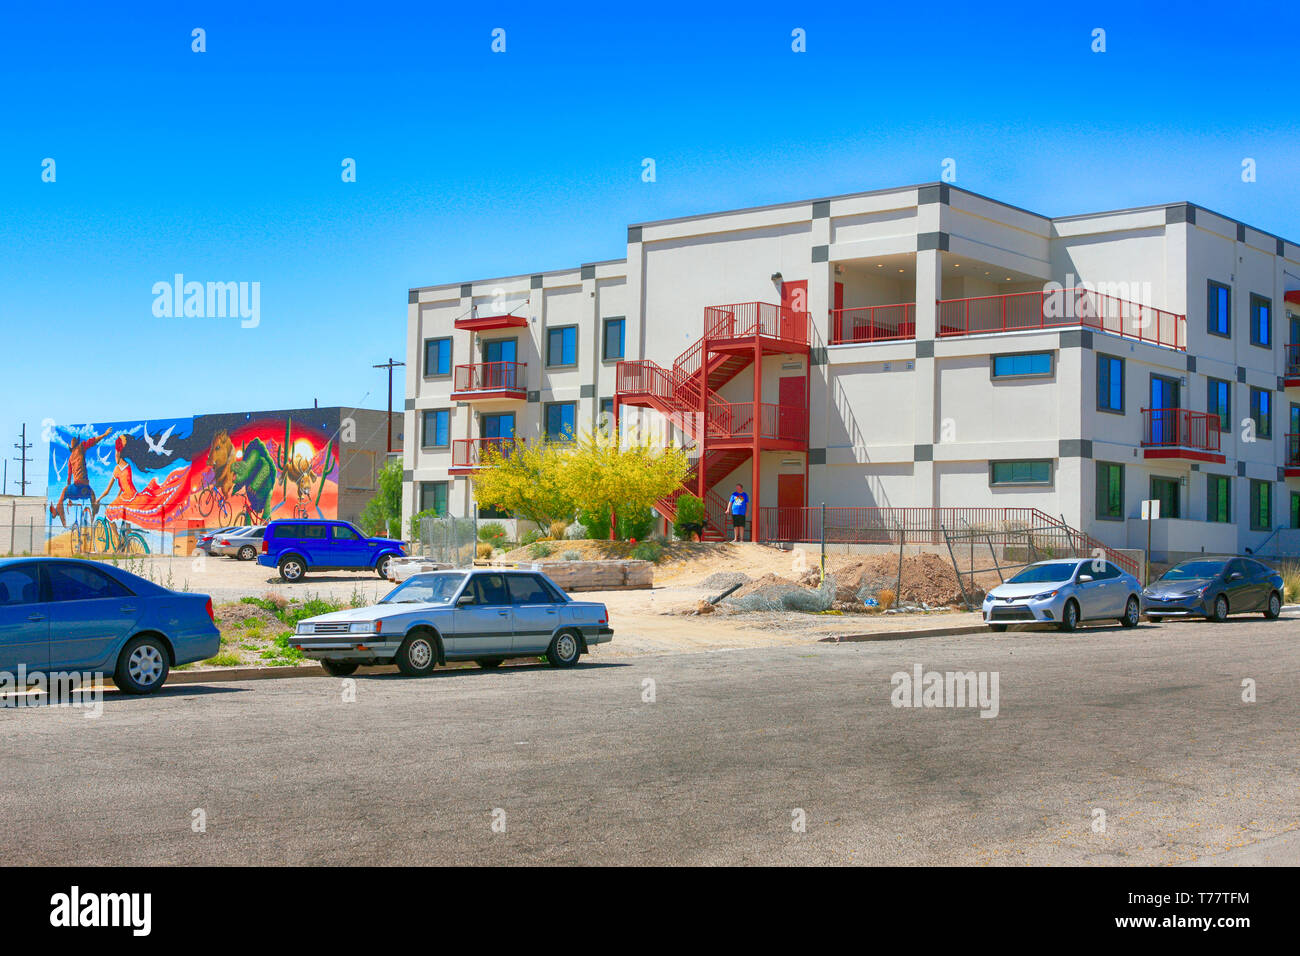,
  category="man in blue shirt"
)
[728,483,749,542]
